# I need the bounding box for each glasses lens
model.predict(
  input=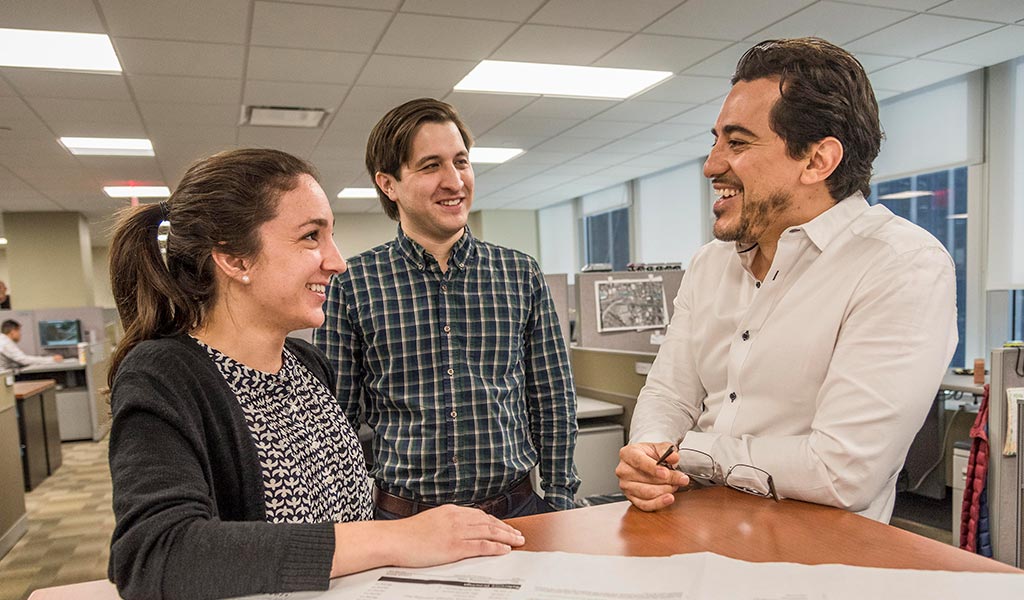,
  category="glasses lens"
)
[725,464,773,497]
[676,449,716,479]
